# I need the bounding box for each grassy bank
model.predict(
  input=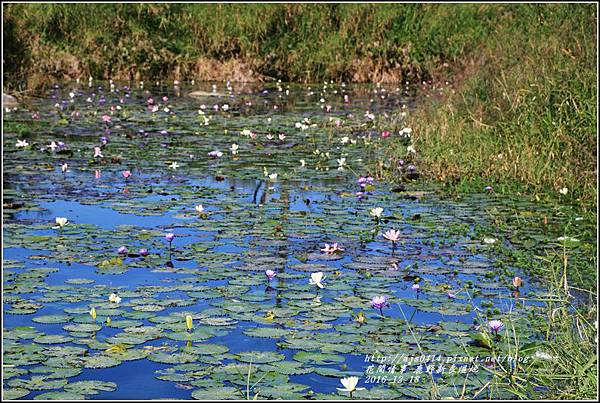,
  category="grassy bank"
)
[0,3,528,87]
[373,4,596,208]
